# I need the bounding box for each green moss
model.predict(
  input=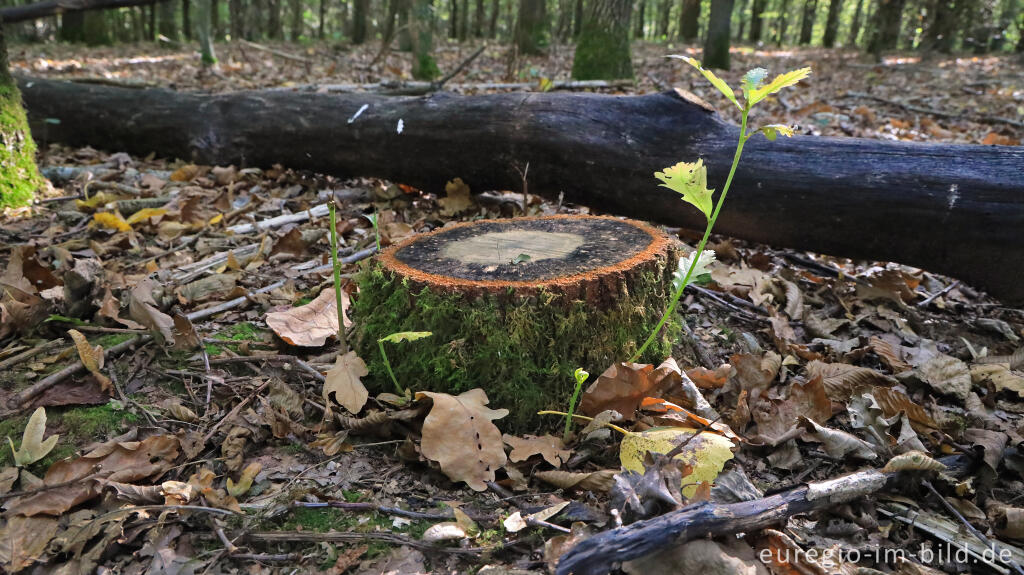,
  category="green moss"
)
[412,52,439,81]
[95,333,135,348]
[0,403,139,468]
[571,25,634,80]
[0,83,43,209]
[352,263,679,430]
[214,322,262,342]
